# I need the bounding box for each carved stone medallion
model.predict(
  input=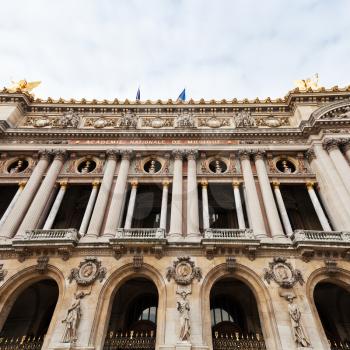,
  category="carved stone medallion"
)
[166,256,202,286]
[263,257,304,288]
[68,257,107,286]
